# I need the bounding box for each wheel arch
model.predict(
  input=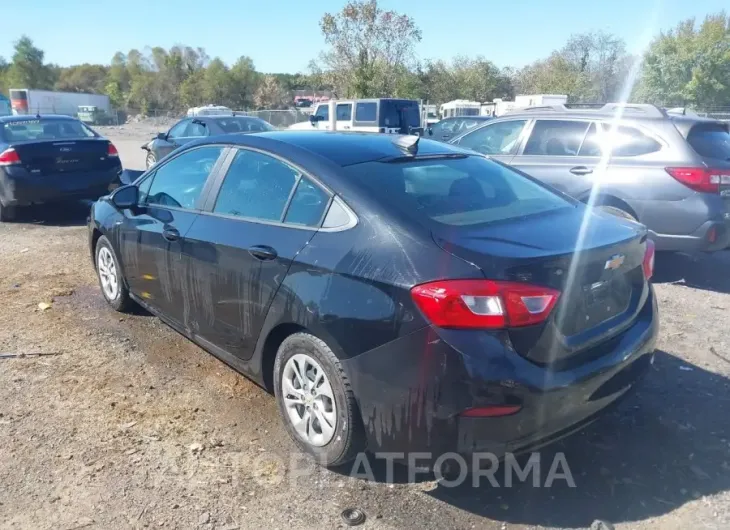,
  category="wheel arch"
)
[580,192,639,221]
